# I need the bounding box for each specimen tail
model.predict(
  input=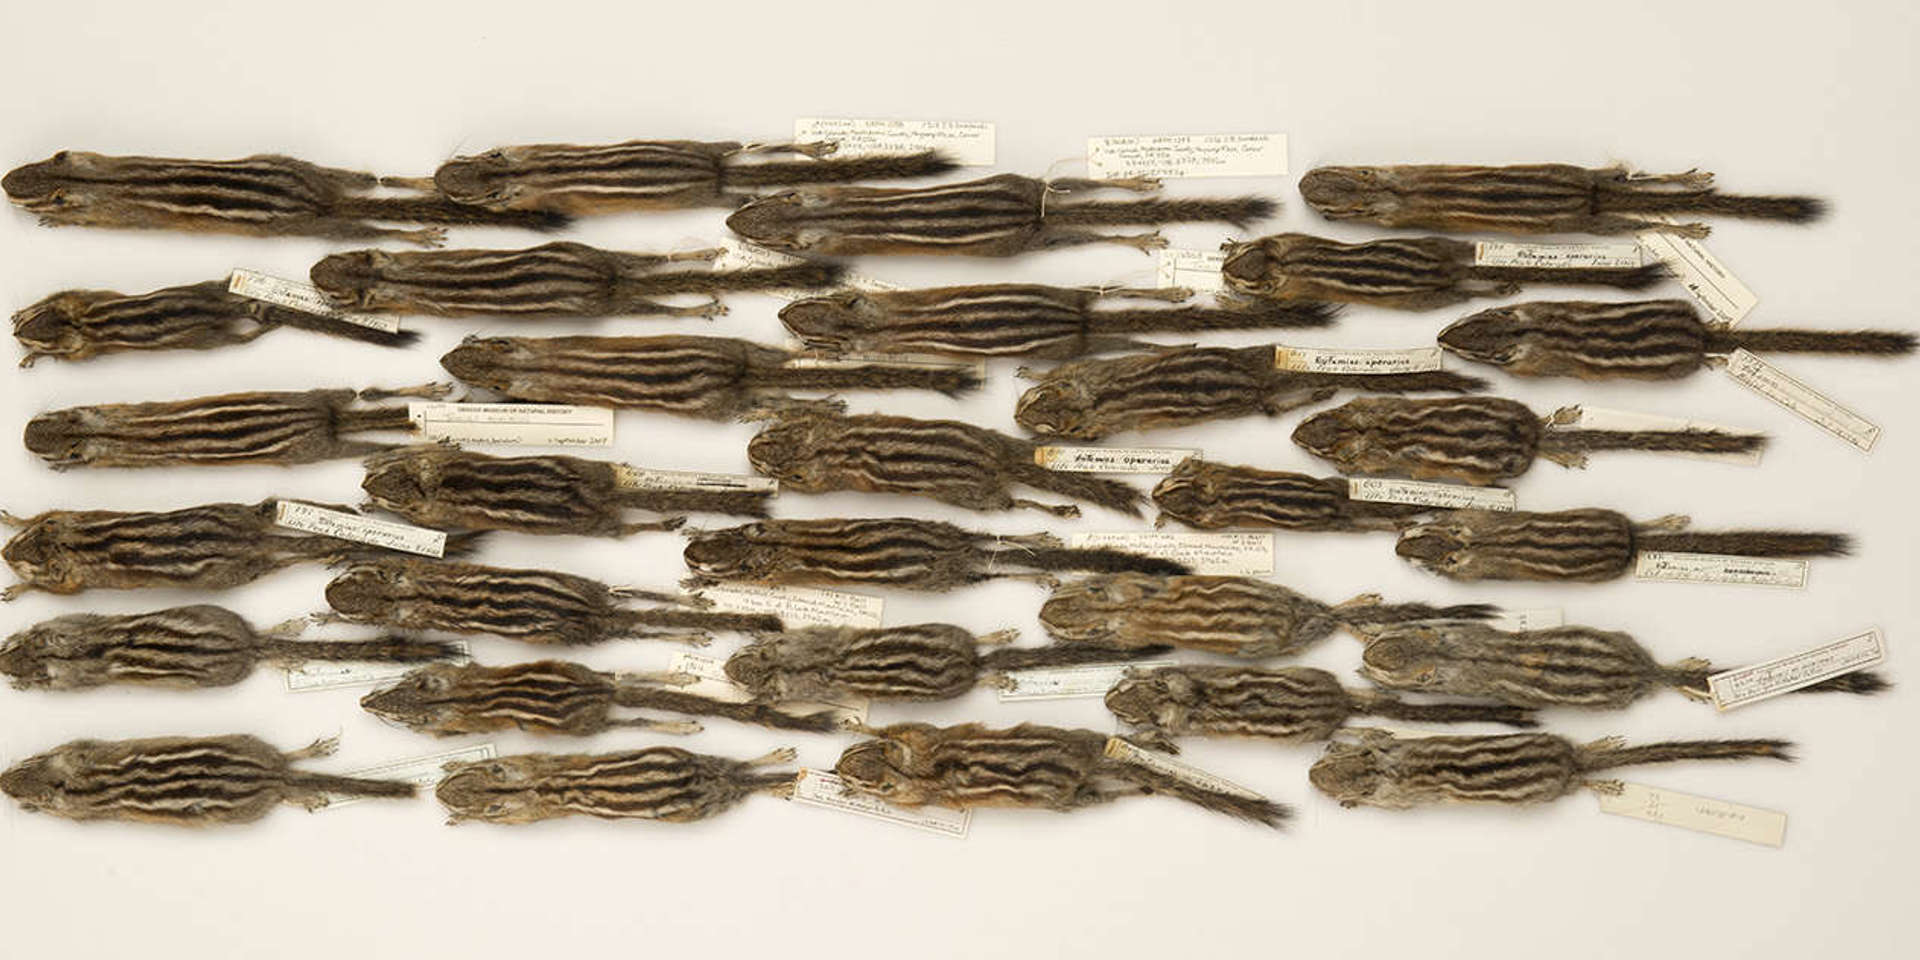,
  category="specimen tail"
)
[1044,197,1277,228]
[1703,327,1917,356]
[1009,547,1191,577]
[1577,737,1794,772]
[335,195,571,232]
[612,683,840,733]
[615,487,774,519]
[1009,459,1147,516]
[754,358,982,397]
[1309,370,1489,394]
[1537,428,1767,459]
[262,636,462,664]
[1633,529,1851,558]
[260,304,419,348]
[1466,263,1667,290]
[1335,601,1500,626]
[1085,299,1339,334]
[1347,690,1538,728]
[628,262,846,295]
[723,151,959,188]
[1661,660,1889,698]
[618,609,785,634]
[1596,184,1827,224]
[288,773,417,799]
[979,642,1175,672]
[1110,754,1292,828]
